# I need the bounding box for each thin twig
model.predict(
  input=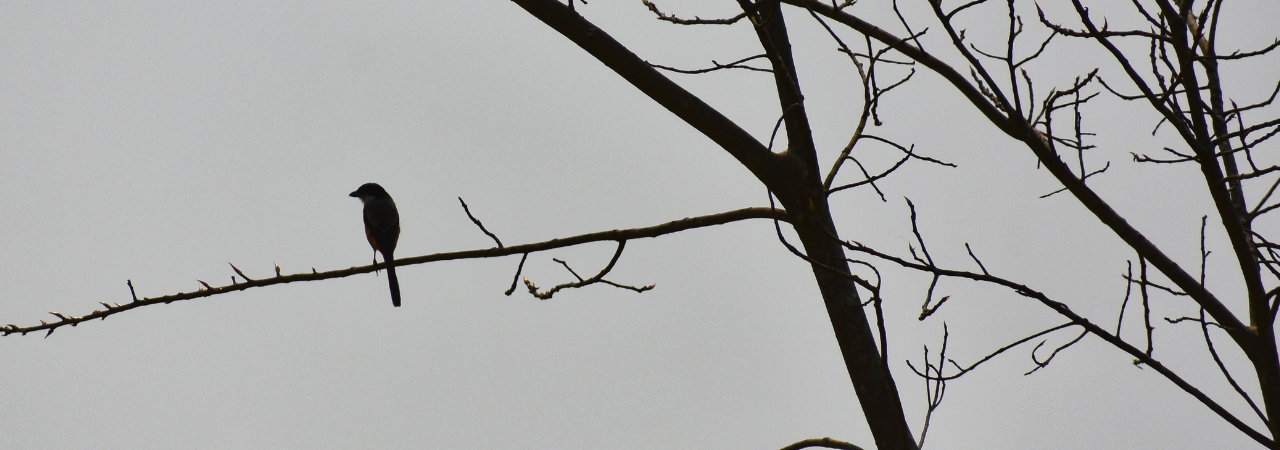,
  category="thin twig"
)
[649,55,773,74]
[523,241,654,299]
[459,197,503,248]
[505,253,530,296]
